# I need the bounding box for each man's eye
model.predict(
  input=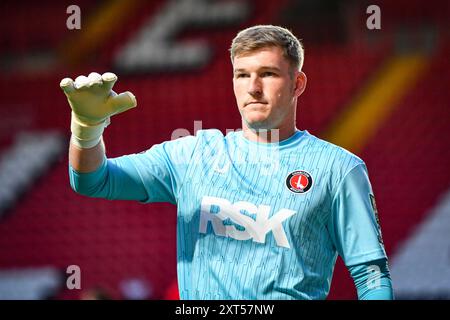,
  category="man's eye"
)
[236,73,249,78]
[261,72,275,77]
